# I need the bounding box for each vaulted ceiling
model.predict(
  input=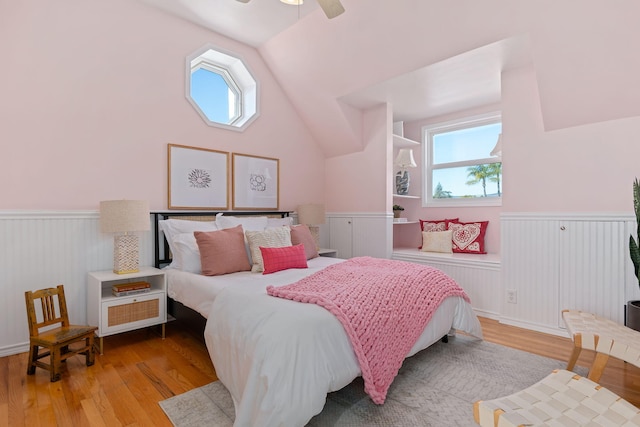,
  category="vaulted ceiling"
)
[140,0,640,157]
